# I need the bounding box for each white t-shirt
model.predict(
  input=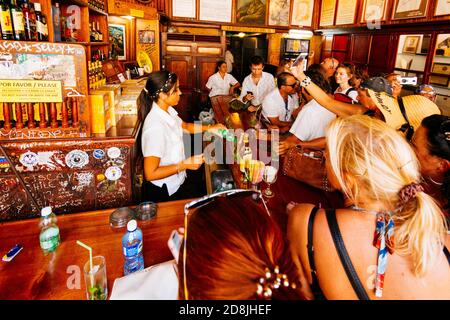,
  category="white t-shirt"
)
[334,87,358,102]
[206,72,238,97]
[141,102,187,196]
[289,99,336,141]
[239,72,276,106]
[225,50,234,73]
[262,89,299,122]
